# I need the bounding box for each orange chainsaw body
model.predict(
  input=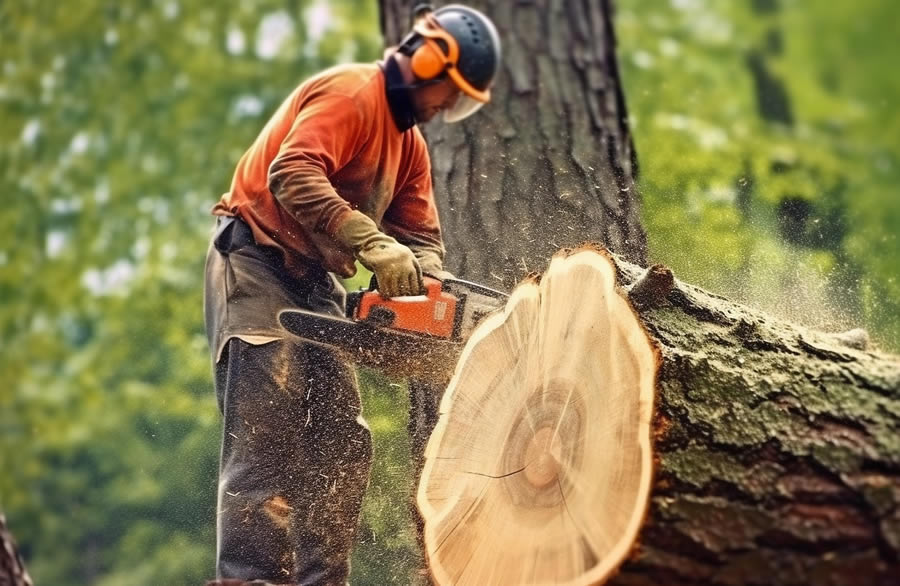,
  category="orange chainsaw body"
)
[354,277,459,338]
[279,276,505,380]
